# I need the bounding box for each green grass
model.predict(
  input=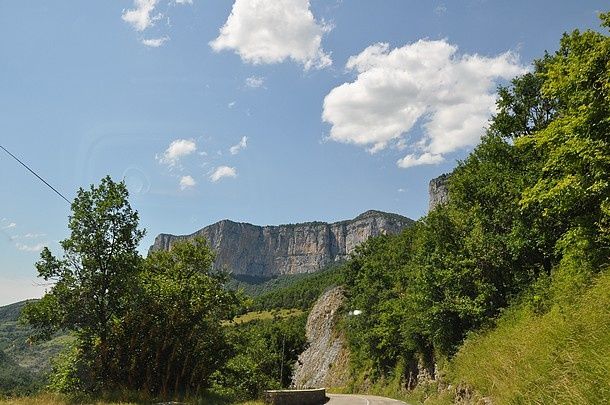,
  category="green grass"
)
[445,269,610,404]
[0,393,265,405]
[341,270,610,404]
[227,308,304,325]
